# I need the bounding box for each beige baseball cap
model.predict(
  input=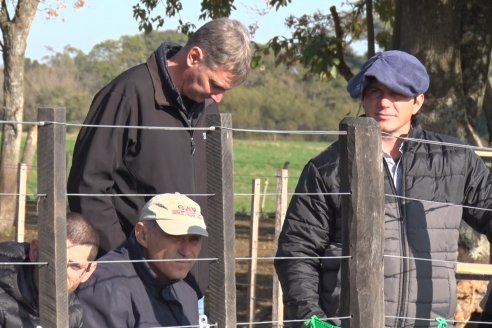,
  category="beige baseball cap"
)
[139,193,208,237]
